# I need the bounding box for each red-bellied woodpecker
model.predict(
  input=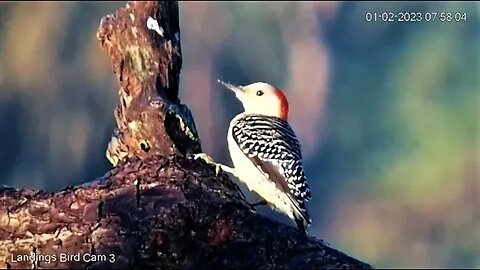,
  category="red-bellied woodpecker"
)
[195,80,312,234]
